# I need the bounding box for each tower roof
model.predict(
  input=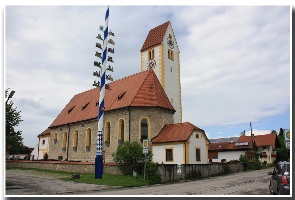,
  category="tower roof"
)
[140,21,170,52]
[49,69,175,128]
